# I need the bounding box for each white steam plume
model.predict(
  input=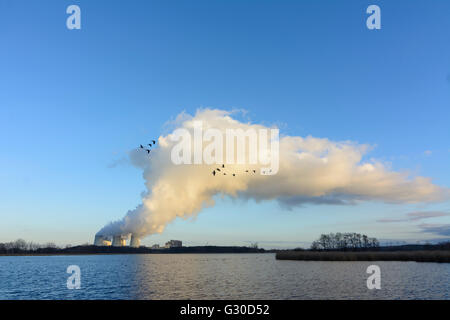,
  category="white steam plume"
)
[97,109,448,238]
